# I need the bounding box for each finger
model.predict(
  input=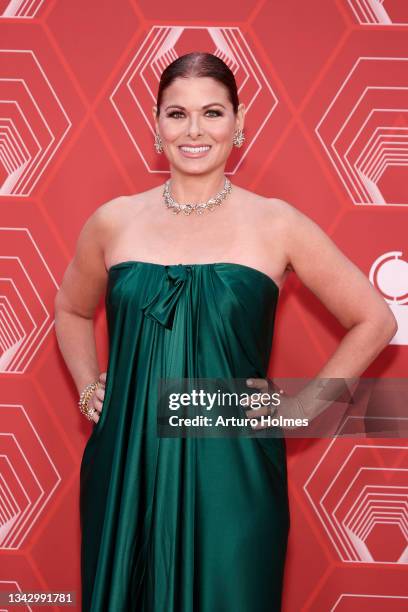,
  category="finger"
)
[245,406,270,419]
[246,378,268,391]
[241,398,265,412]
[94,386,105,401]
[240,394,256,409]
[91,396,103,413]
[99,372,107,384]
[242,392,272,414]
[250,407,277,429]
[88,399,100,423]
[251,419,271,430]
[241,378,269,410]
